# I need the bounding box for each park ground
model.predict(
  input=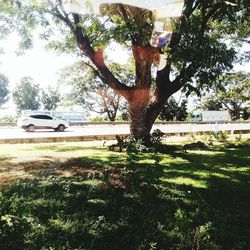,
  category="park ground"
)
[0,134,249,250]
